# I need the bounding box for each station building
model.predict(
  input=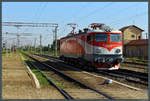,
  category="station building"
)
[120,25,148,59]
[123,39,148,59]
[120,25,144,45]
